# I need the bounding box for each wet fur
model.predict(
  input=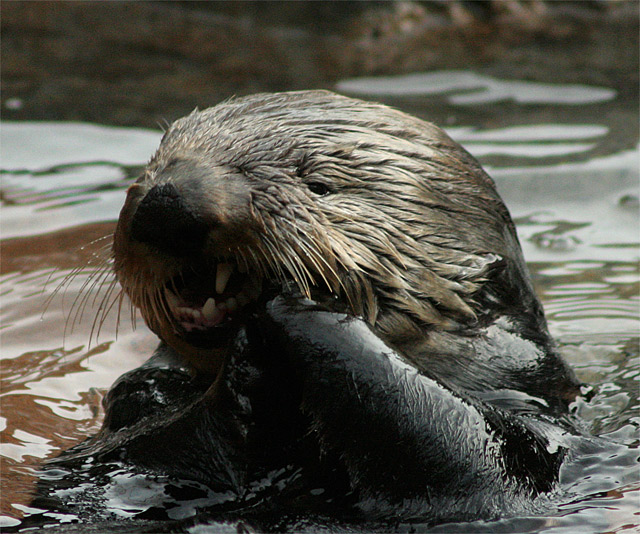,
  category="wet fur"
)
[115,91,559,377]
[28,91,586,531]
